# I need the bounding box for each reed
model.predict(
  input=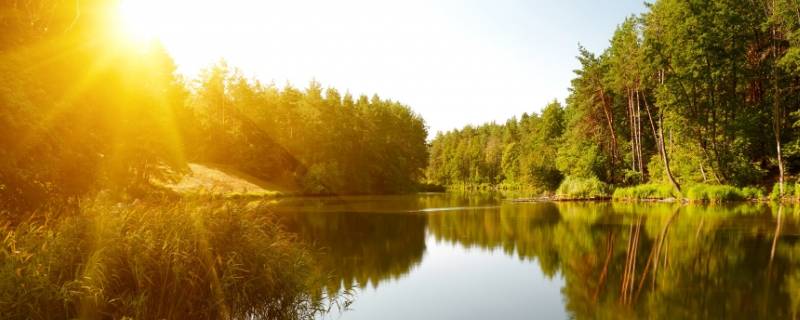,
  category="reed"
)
[0,198,333,319]
[612,184,679,201]
[685,184,747,203]
[555,176,611,199]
